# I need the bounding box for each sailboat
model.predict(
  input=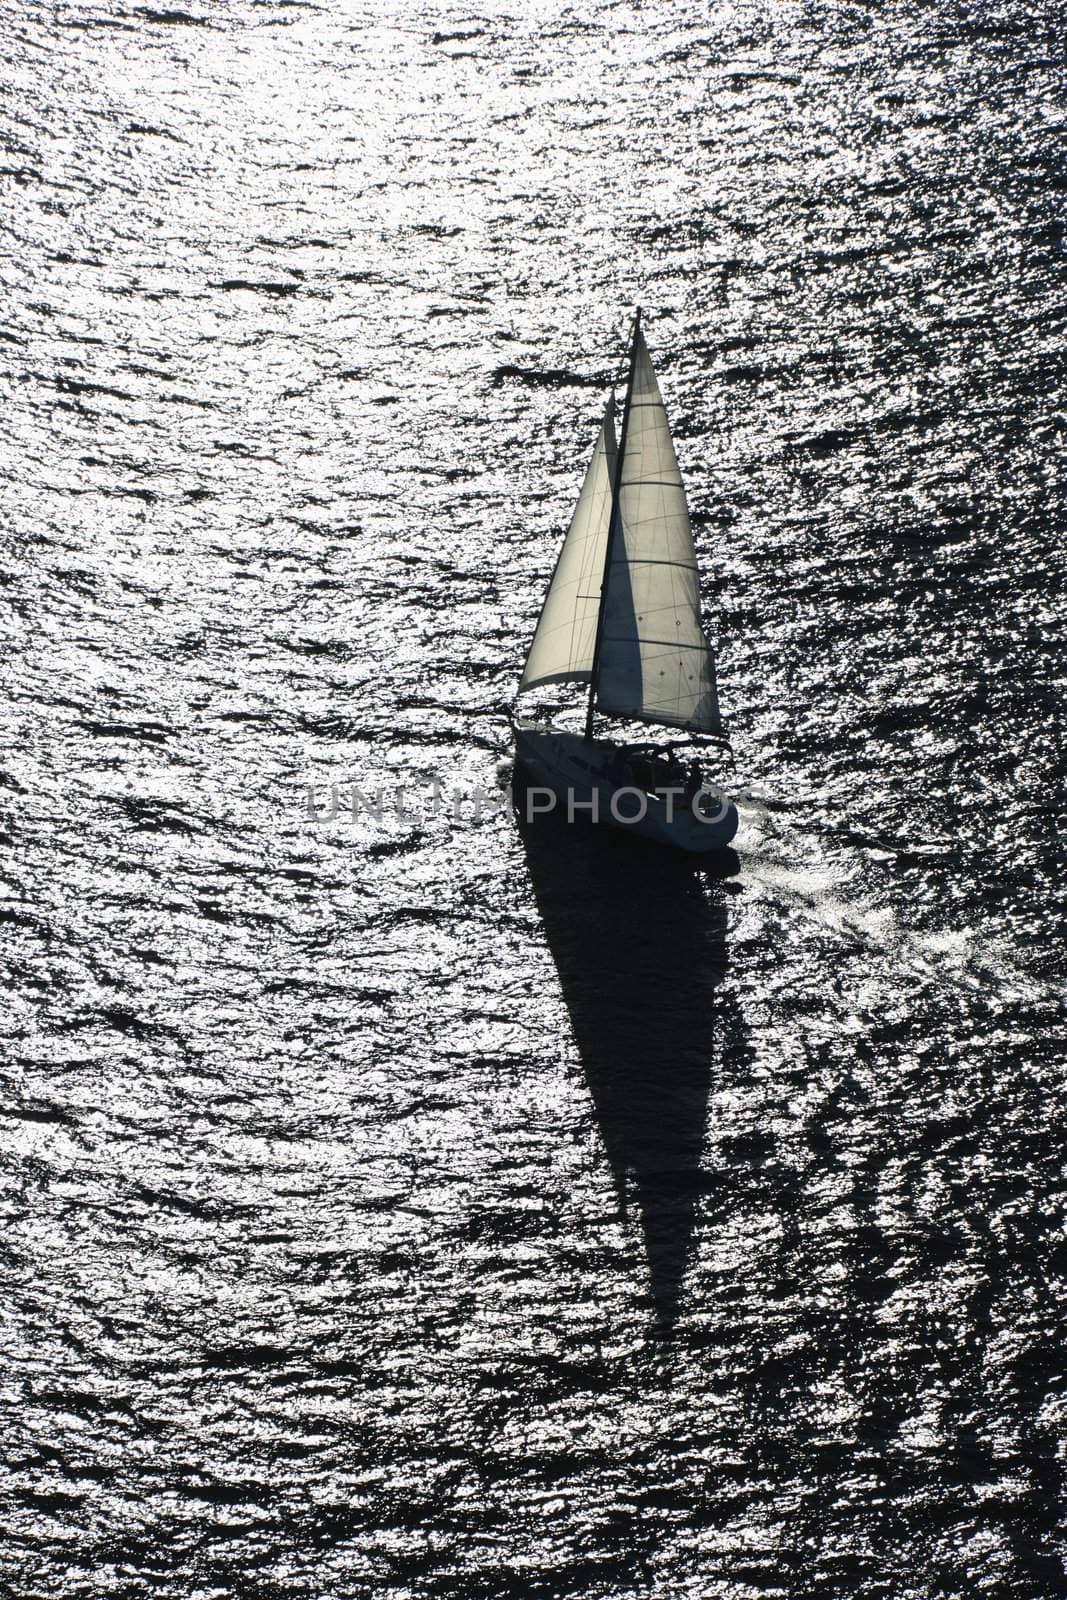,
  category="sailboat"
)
[512,310,739,852]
